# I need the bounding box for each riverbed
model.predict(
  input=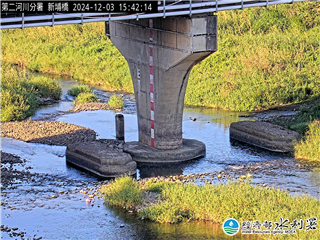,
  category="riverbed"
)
[1,76,319,239]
